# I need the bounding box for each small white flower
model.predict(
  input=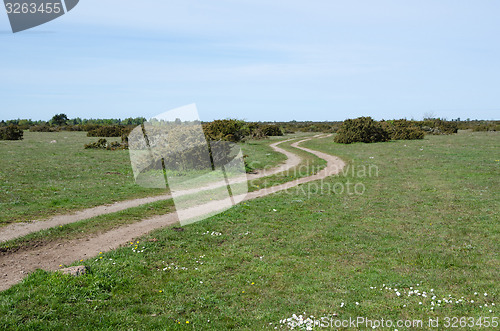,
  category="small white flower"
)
[356,302,359,305]
[484,293,488,296]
